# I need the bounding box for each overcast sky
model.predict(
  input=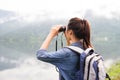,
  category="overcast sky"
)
[0,0,120,19]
